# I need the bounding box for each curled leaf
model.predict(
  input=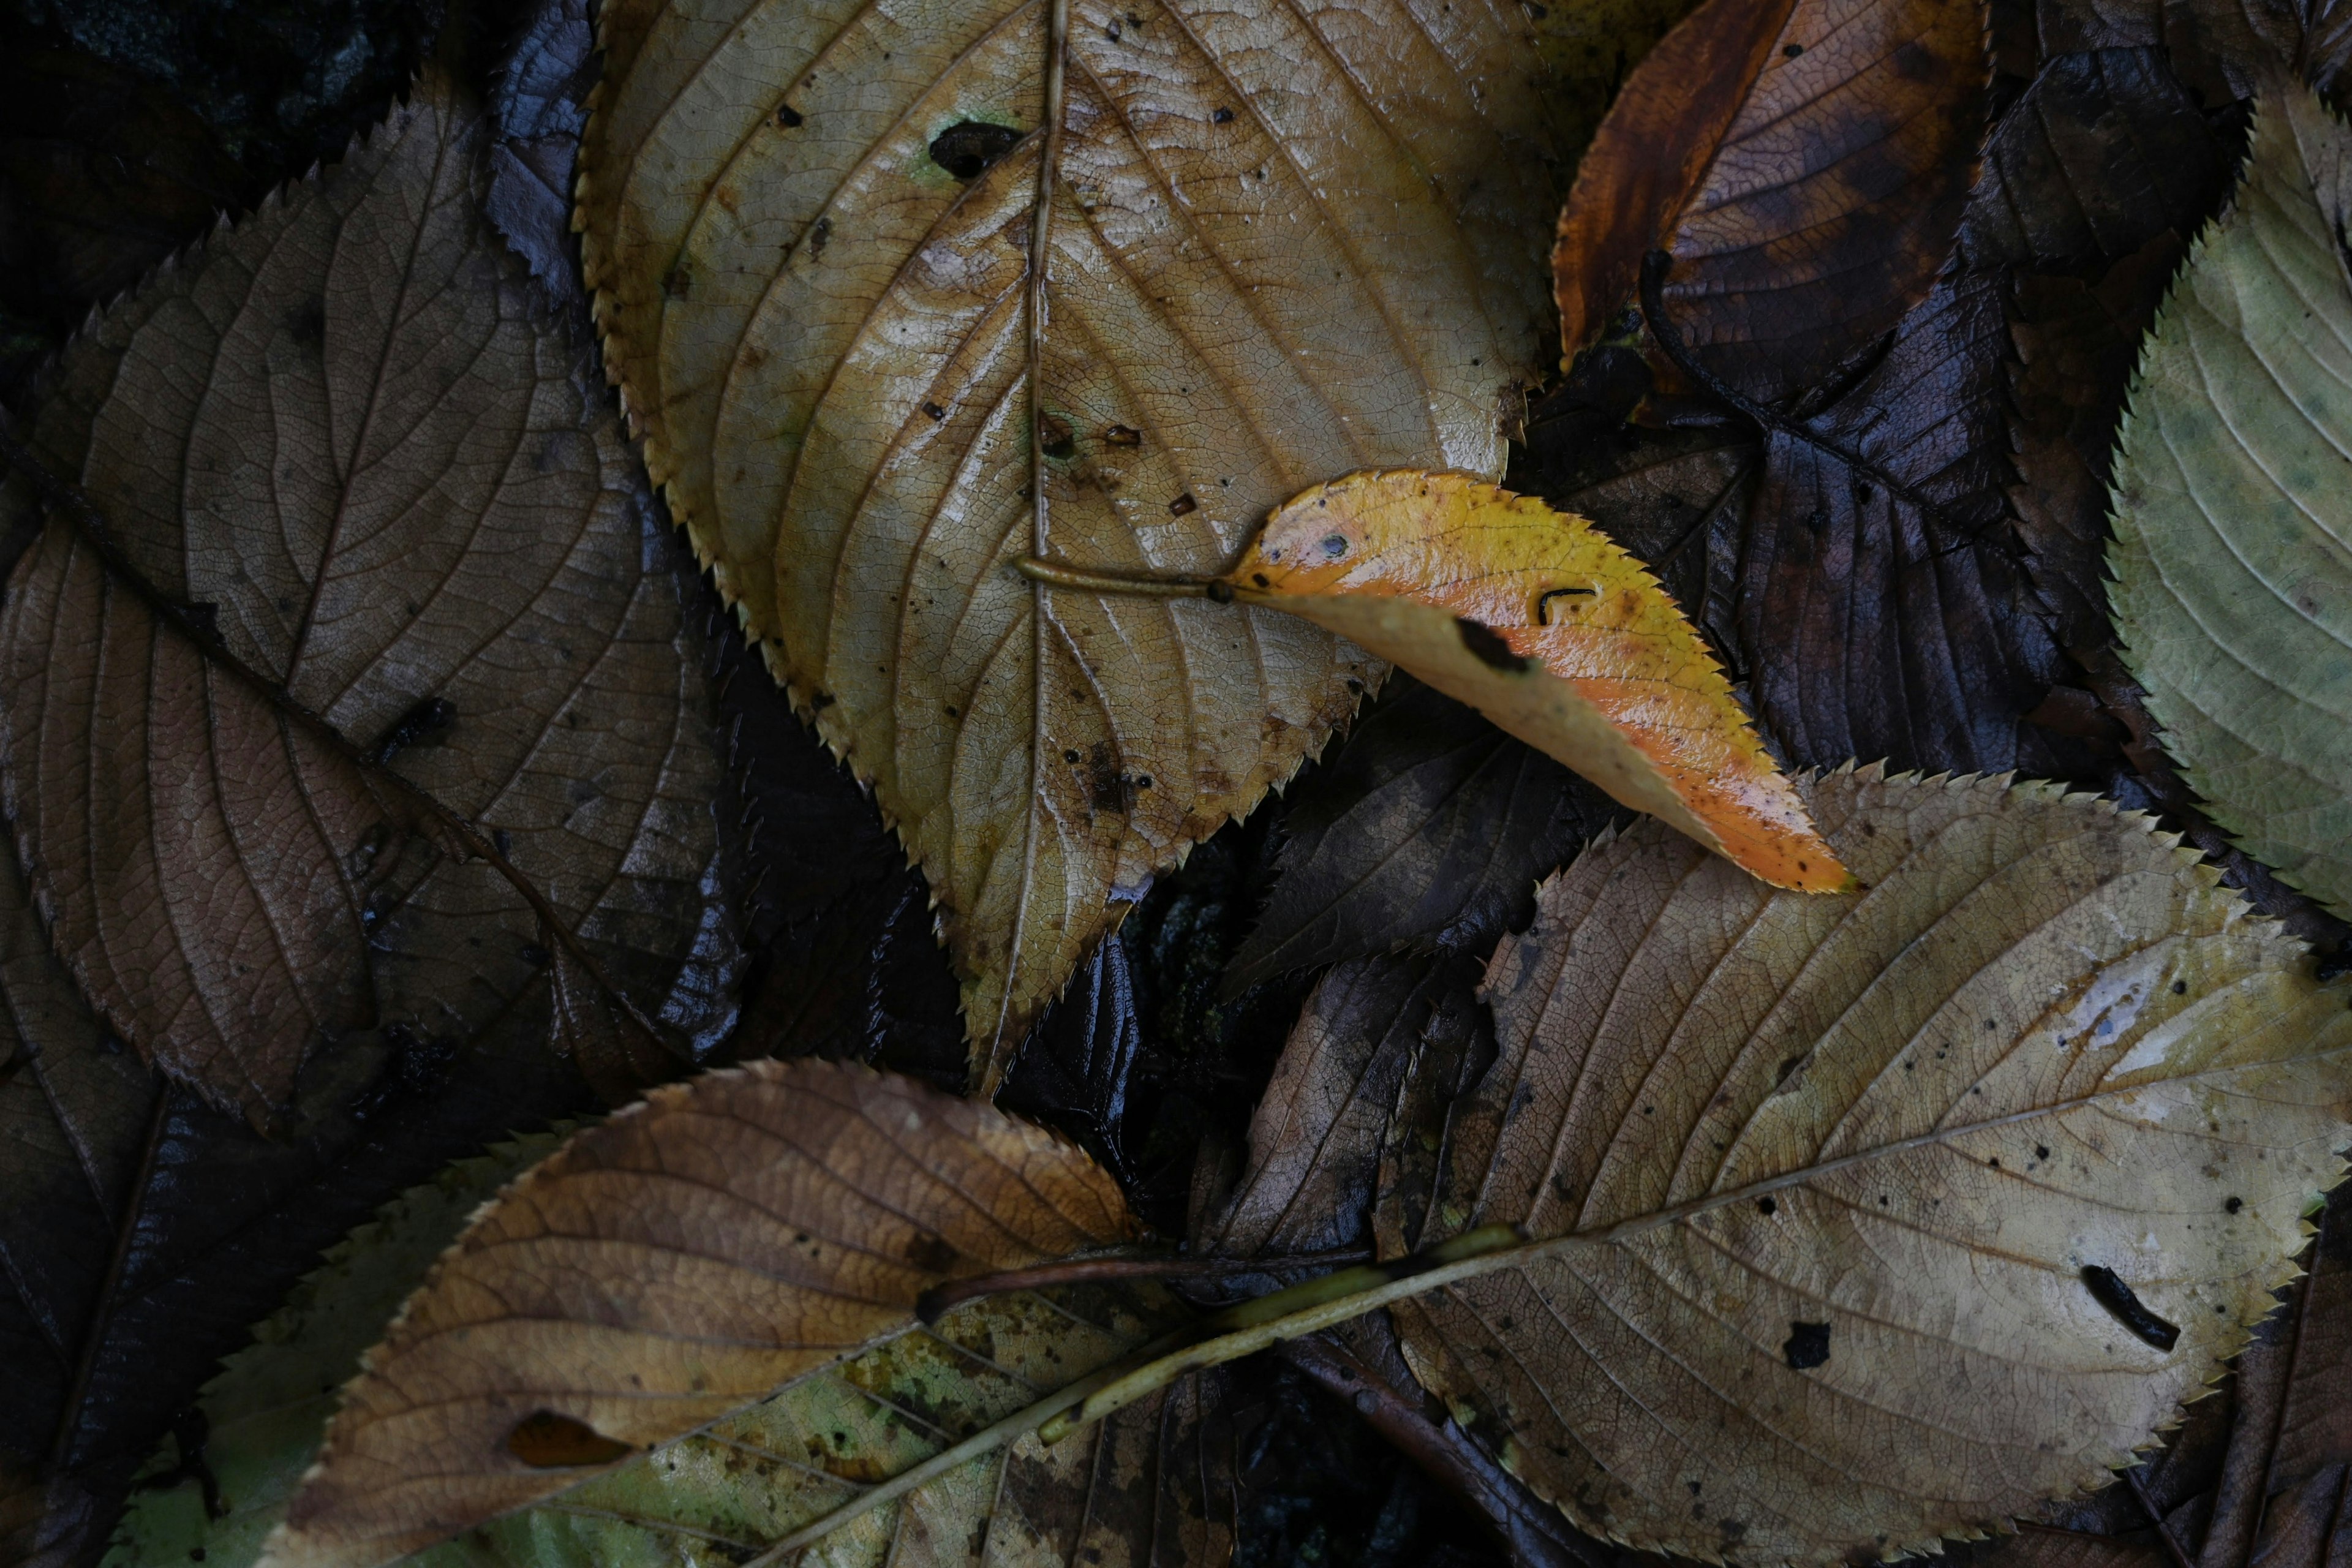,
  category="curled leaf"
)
[1223,470,1849,892]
